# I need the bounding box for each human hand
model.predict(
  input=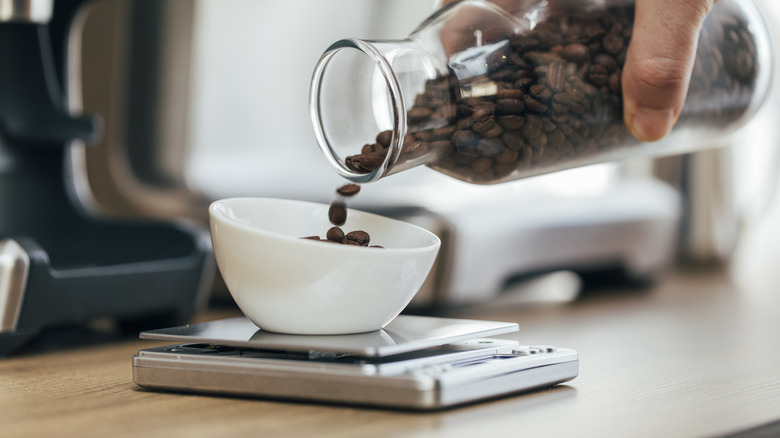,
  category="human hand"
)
[439,0,716,142]
[622,0,716,141]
